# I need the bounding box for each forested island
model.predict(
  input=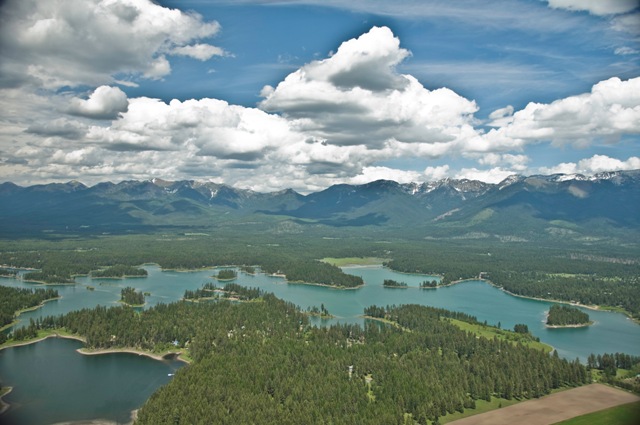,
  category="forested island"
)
[383,279,408,288]
[120,286,145,306]
[420,279,440,288]
[214,269,237,280]
[91,265,147,278]
[546,305,592,328]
